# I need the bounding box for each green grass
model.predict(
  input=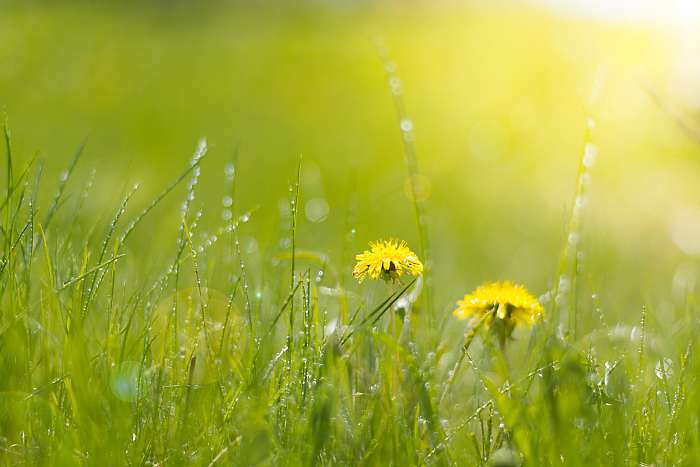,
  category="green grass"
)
[2,115,700,467]
[3,1,700,466]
